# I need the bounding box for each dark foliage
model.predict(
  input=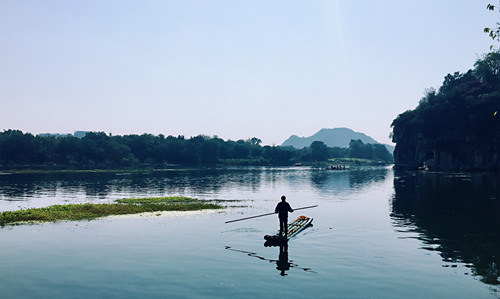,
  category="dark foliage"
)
[391,52,500,170]
[0,130,393,169]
